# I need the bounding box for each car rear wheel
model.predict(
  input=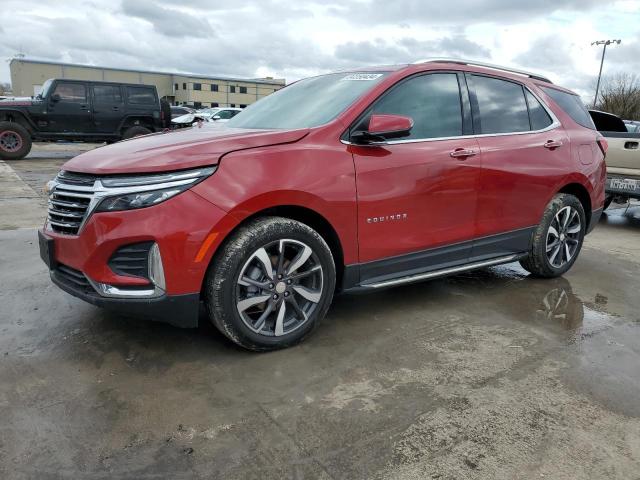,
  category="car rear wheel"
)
[0,121,32,160]
[520,193,586,278]
[122,126,152,140]
[204,217,336,351]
